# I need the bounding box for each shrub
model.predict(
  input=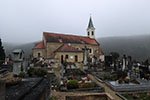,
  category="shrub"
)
[27,67,36,77]
[82,83,94,88]
[102,74,118,81]
[18,72,28,78]
[27,67,47,77]
[35,68,47,77]
[67,80,79,89]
